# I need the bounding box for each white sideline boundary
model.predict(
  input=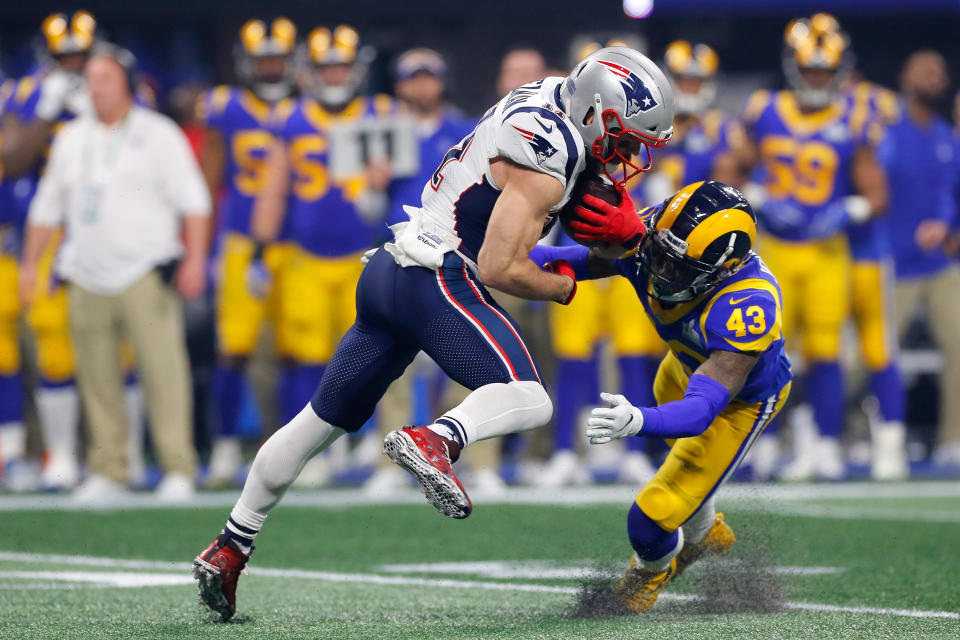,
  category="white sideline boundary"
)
[0,550,956,621]
[0,481,959,513]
